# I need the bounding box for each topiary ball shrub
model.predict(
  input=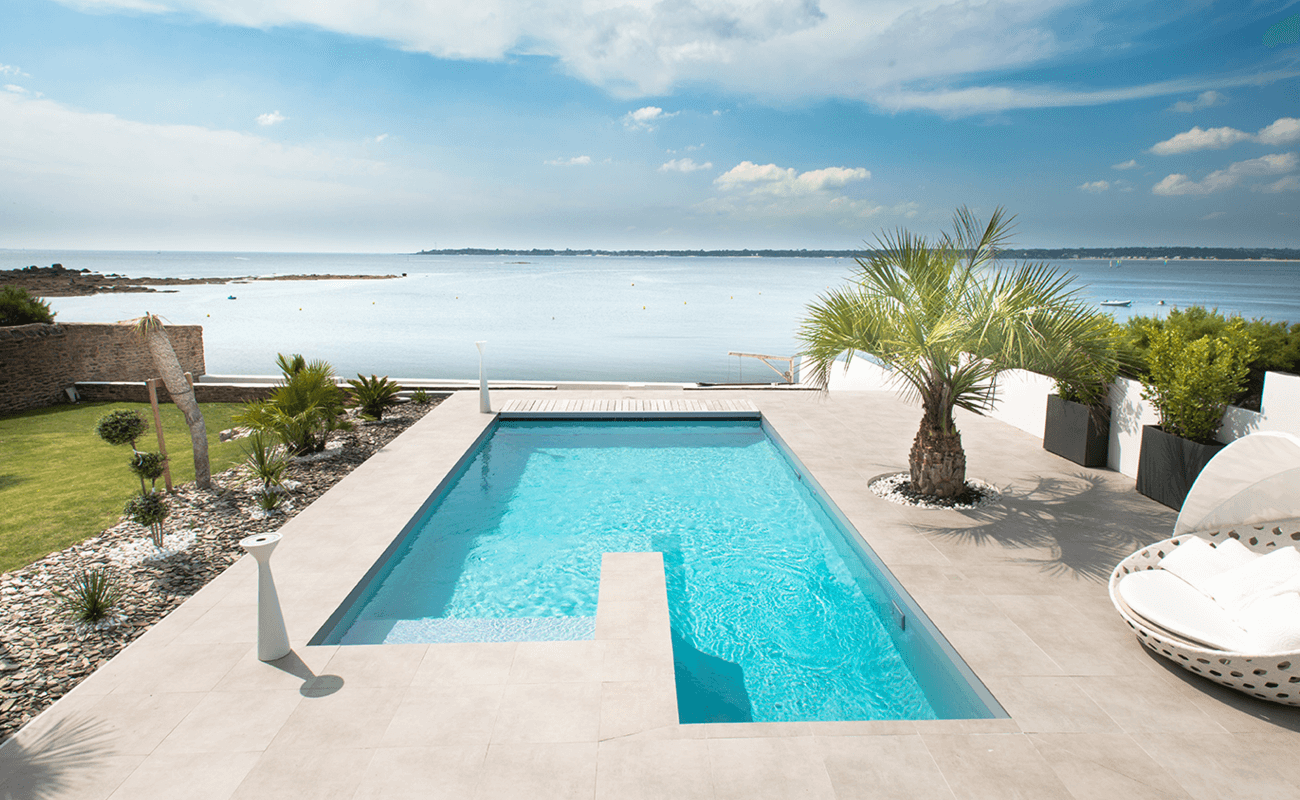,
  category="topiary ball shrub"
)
[129,451,167,485]
[96,410,147,448]
[124,490,168,547]
[0,285,56,326]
